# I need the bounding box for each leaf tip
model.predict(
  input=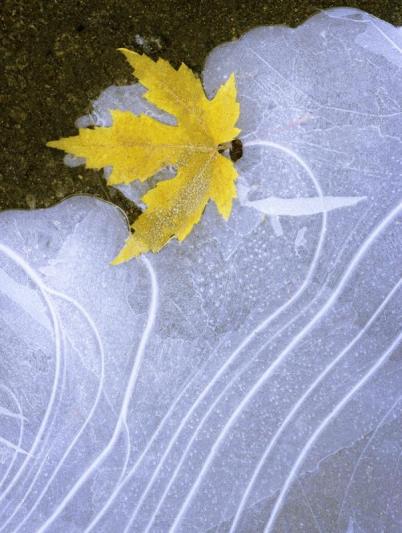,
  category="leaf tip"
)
[117,47,135,57]
[110,247,133,265]
[46,139,60,149]
[110,255,123,266]
[111,231,150,264]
